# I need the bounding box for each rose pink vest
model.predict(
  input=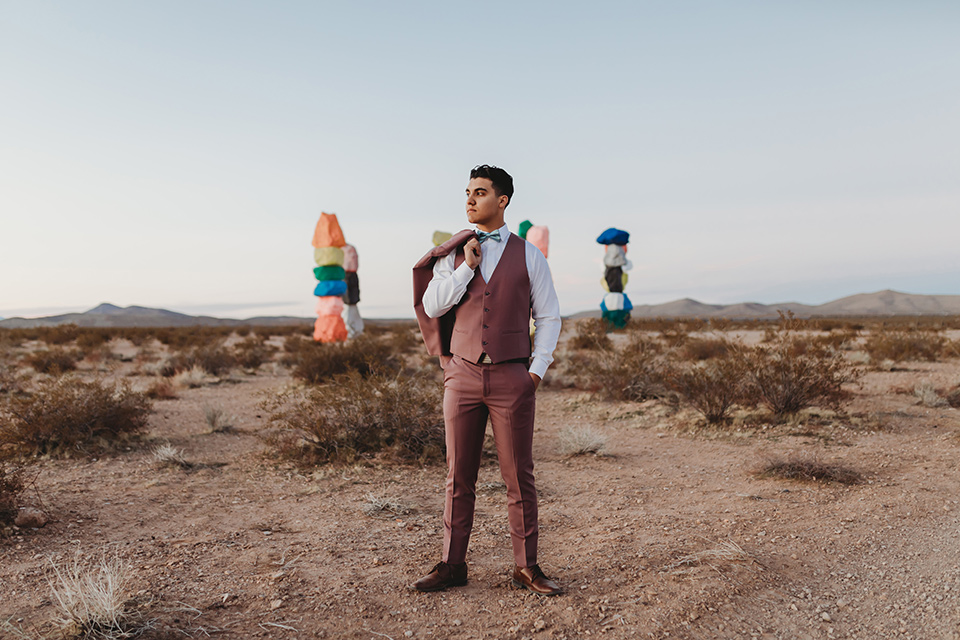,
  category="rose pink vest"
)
[449,233,531,364]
